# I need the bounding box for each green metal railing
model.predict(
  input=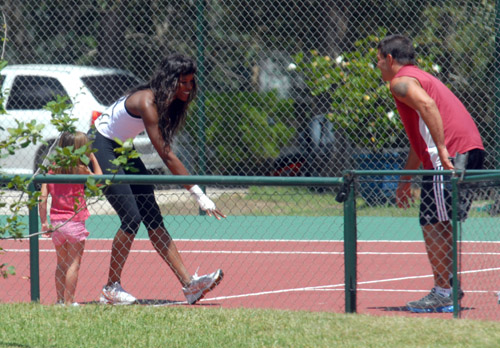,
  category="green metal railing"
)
[346,169,500,318]
[3,170,497,316]
[1,174,345,303]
